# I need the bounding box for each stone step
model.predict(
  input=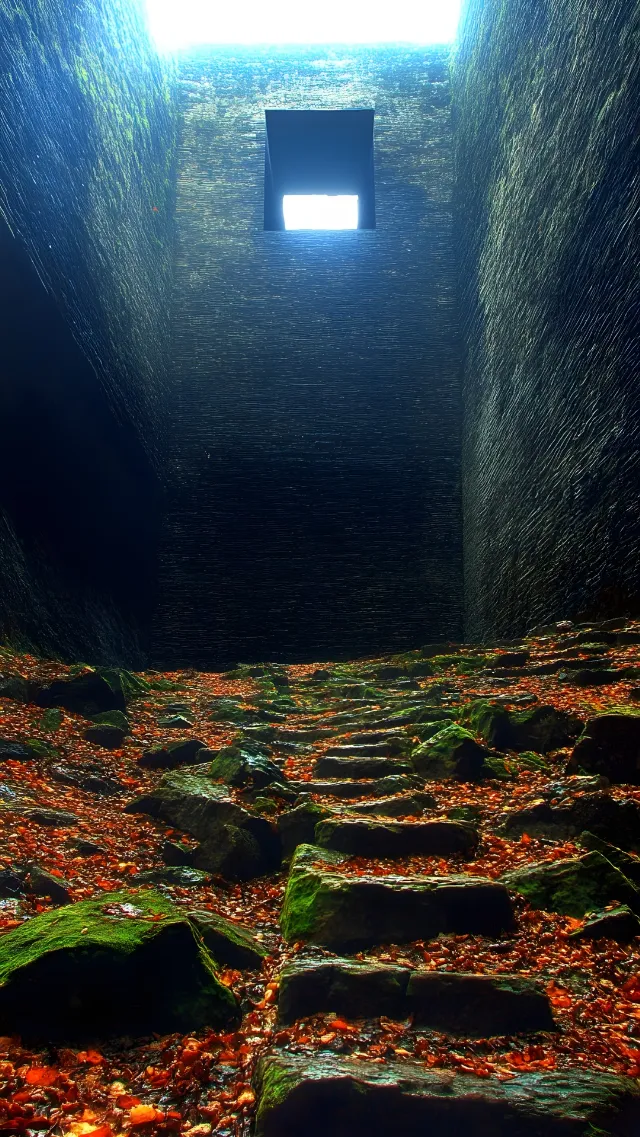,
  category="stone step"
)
[277,957,554,1036]
[314,817,479,858]
[335,729,408,744]
[289,775,425,800]
[254,1051,640,1137]
[345,791,437,817]
[280,844,515,950]
[313,756,413,779]
[324,740,408,758]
